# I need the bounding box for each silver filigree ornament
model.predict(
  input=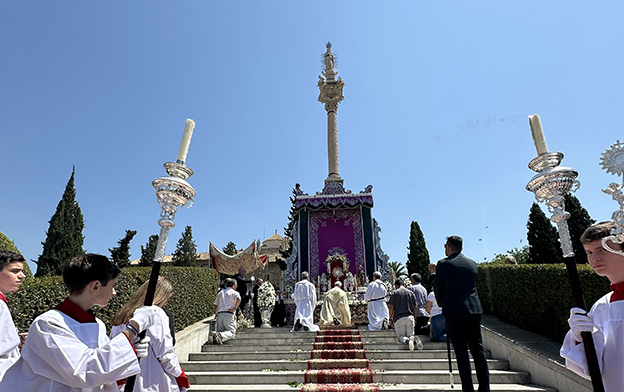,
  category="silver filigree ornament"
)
[600,140,624,255]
